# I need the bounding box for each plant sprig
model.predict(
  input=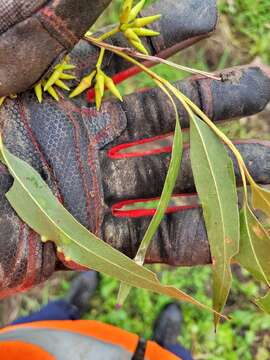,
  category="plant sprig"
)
[70,0,160,109]
[34,57,76,103]
[1,0,270,320]
[85,31,270,319]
